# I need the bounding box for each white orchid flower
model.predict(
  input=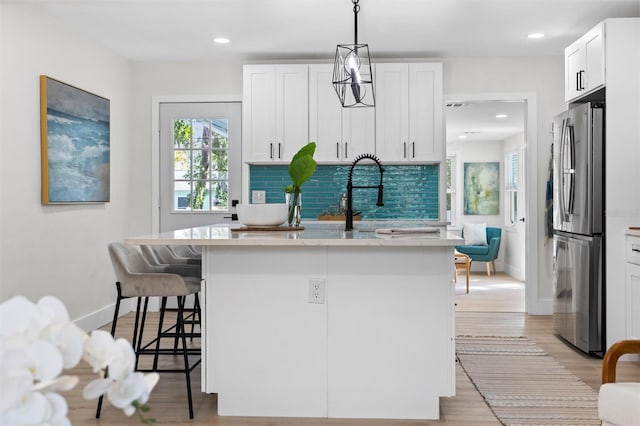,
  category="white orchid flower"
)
[106,372,151,416]
[0,295,39,338]
[1,295,159,423]
[36,296,70,325]
[106,338,137,380]
[42,322,87,369]
[27,339,64,382]
[1,390,49,425]
[0,369,33,413]
[82,377,113,400]
[34,375,79,393]
[83,330,120,373]
[43,391,71,426]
